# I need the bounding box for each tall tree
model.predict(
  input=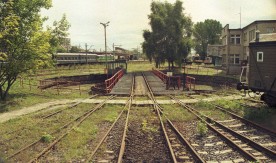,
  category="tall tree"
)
[0,0,52,100]
[48,14,71,54]
[193,19,222,59]
[142,0,193,69]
